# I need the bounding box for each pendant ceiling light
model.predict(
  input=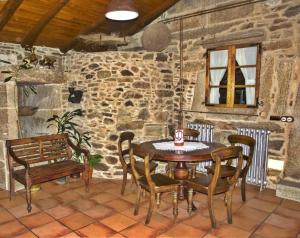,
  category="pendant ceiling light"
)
[105,0,139,21]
